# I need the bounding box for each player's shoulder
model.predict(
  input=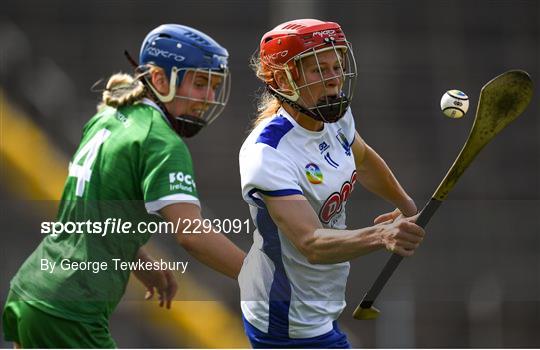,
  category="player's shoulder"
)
[124,100,170,133]
[240,113,299,175]
[242,111,297,153]
[125,100,187,149]
[83,101,162,135]
[85,101,187,156]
